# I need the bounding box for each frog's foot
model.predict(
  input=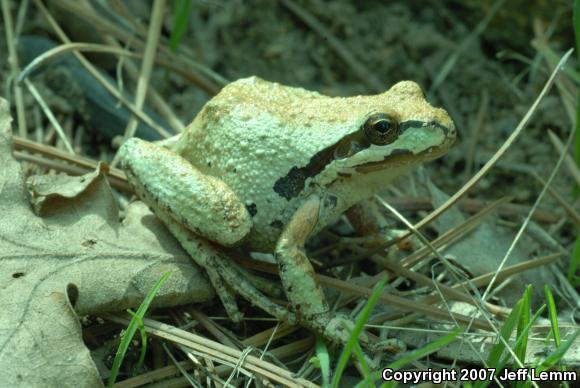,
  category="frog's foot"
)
[292,310,369,348]
[146,206,295,324]
[206,247,295,324]
[322,314,369,347]
[275,196,369,348]
[346,201,403,242]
